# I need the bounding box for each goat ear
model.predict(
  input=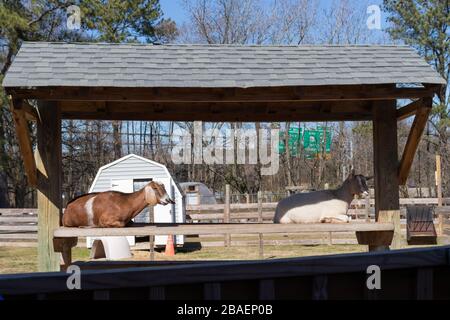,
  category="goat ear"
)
[365,176,373,181]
